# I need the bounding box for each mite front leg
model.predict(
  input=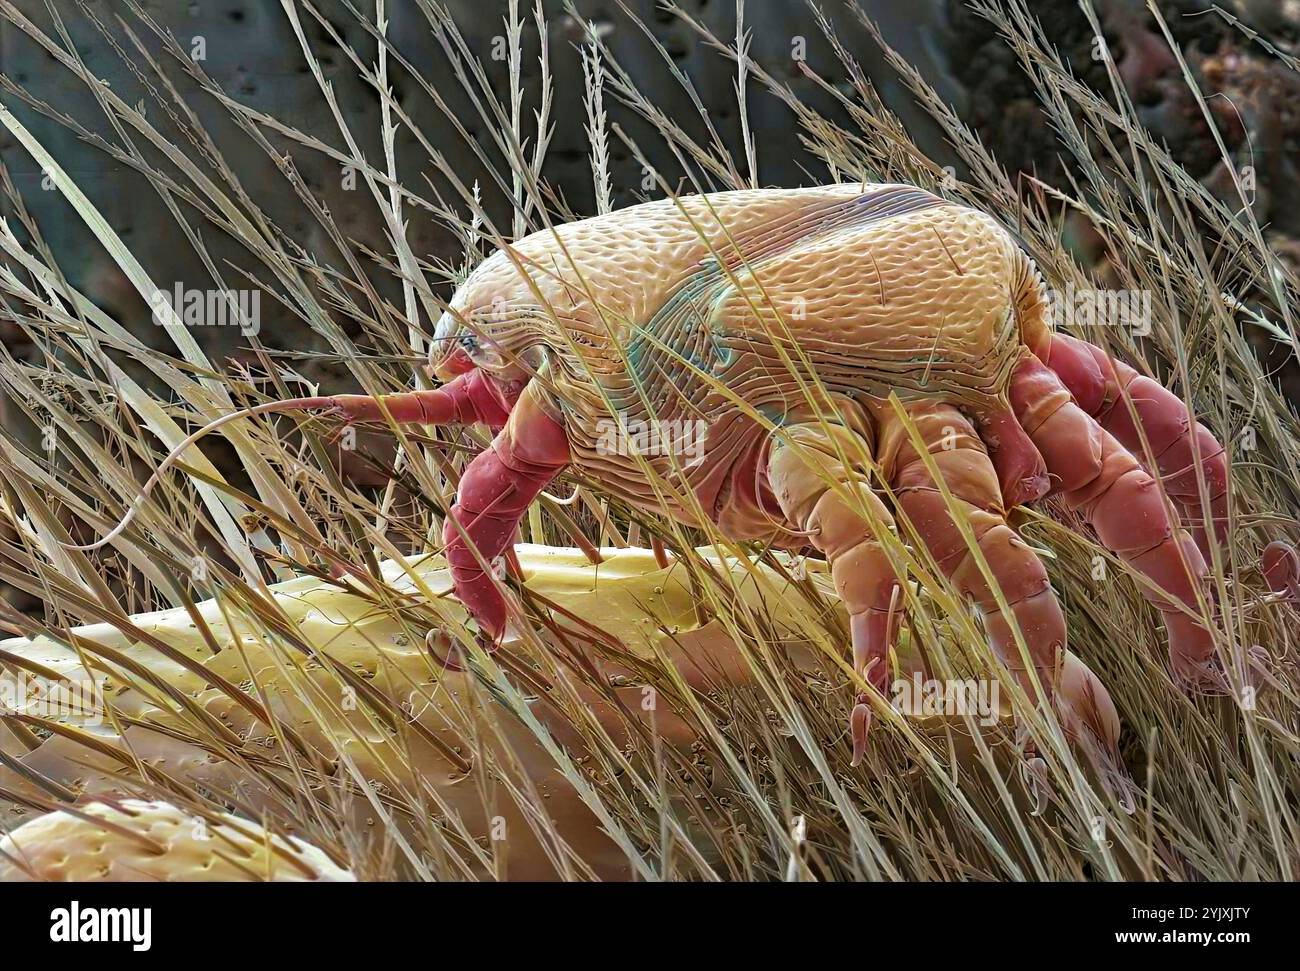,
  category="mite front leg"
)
[284,368,518,431]
[442,383,570,644]
[765,422,903,766]
[63,369,522,553]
